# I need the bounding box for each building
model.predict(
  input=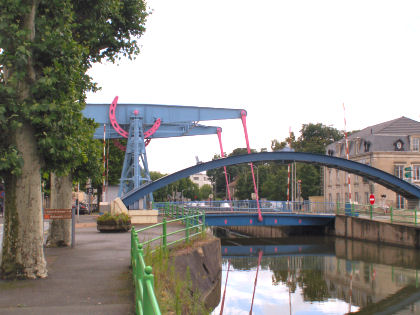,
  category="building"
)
[190,172,212,188]
[324,117,420,209]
